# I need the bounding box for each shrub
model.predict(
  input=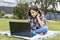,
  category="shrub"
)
[13,3,29,19]
[0,11,5,18]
